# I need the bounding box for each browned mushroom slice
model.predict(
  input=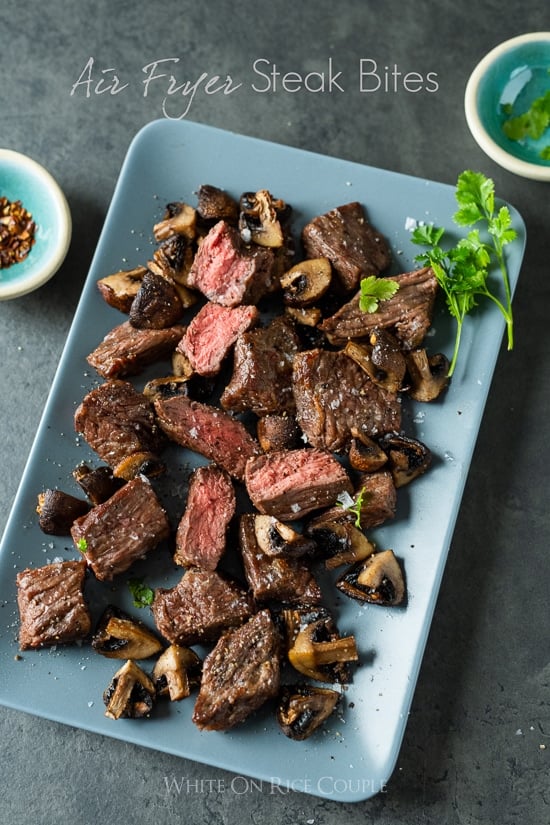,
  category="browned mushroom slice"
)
[153,201,197,242]
[72,464,125,506]
[282,607,358,684]
[36,488,90,535]
[171,349,194,379]
[284,306,322,327]
[336,549,405,606]
[344,328,406,394]
[257,414,302,452]
[306,520,375,570]
[379,432,432,488]
[196,184,239,225]
[239,189,286,248]
[103,659,156,719]
[96,266,147,313]
[92,605,164,660]
[142,375,190,402]
[348,427,388,472]
[406,348,450,402]
[253,514,316,558]
[152,645,202,701]
[277,683,341,740]
[129,270,184,330]
[280,258,332,307]
[148,235,197,304]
